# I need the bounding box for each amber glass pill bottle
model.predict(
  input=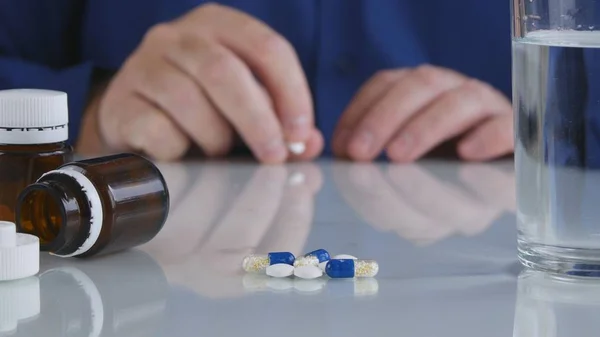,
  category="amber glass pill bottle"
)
[0,89,73,222]
[15,153,169,258]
